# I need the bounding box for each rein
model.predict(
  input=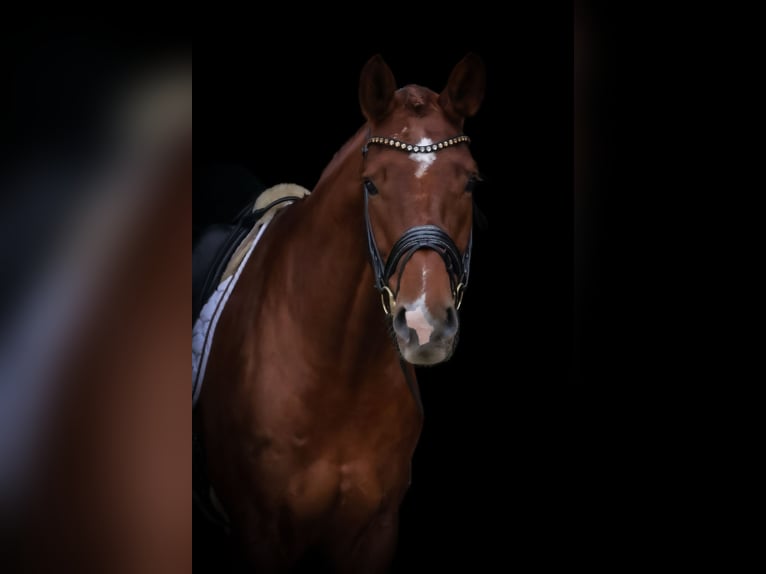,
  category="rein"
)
[362,133,473,315]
